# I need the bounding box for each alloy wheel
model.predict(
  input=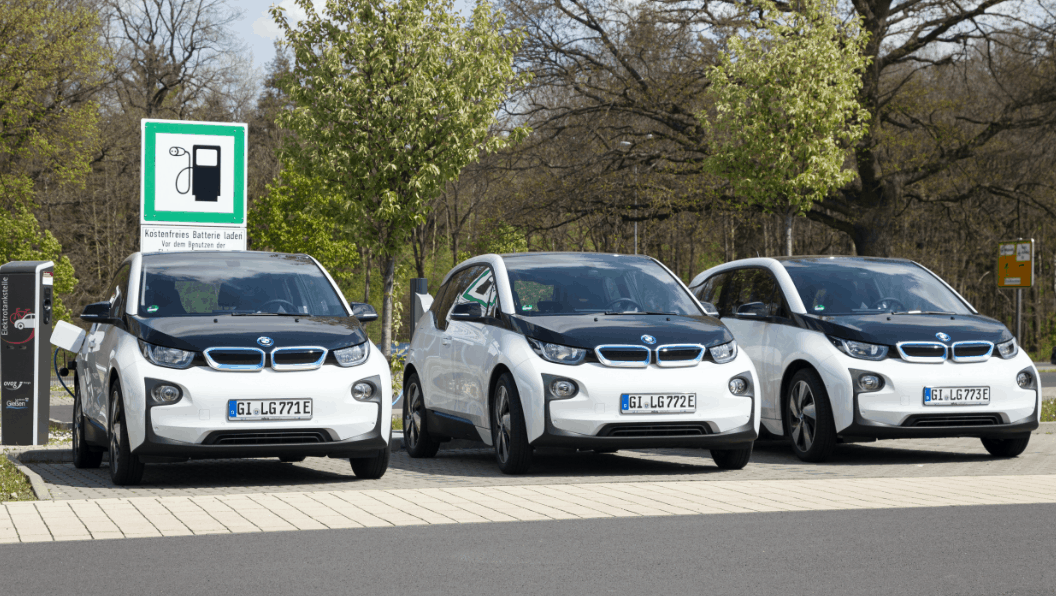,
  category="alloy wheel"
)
[405,383,422,450]
[789,380,817,452]
[495,385,512,464]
